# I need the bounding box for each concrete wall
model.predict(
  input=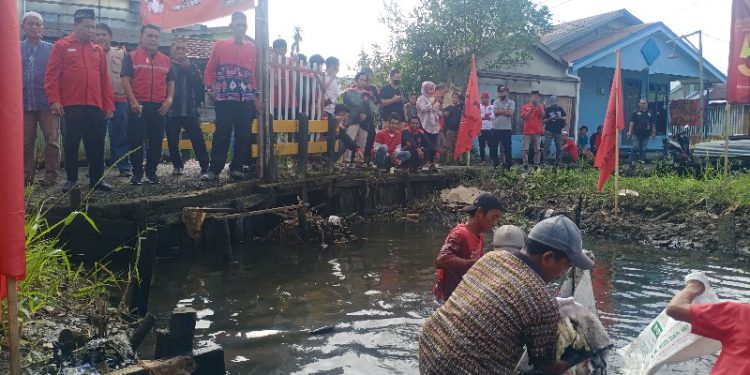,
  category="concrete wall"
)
[478,46,577,97]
